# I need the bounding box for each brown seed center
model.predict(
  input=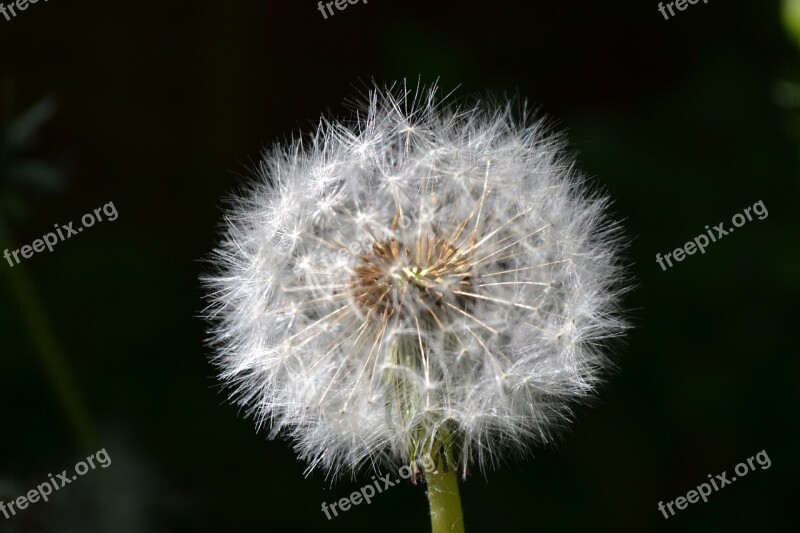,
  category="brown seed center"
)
[350,230,474,318]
